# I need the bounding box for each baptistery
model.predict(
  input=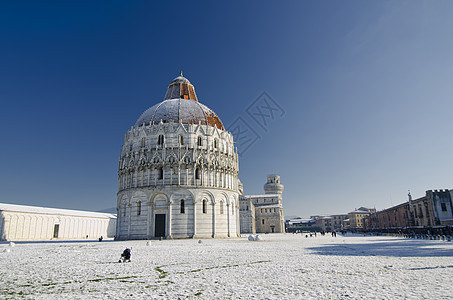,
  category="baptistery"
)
[116,73,240,239]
